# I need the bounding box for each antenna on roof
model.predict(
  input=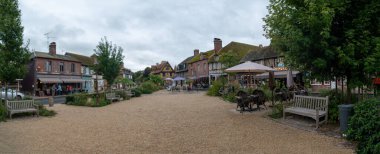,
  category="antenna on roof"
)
[44,32,56,50]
